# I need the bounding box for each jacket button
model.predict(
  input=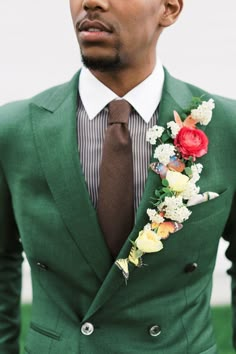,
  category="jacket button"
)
[149,325,161,337]
[36,262,49,271]
[184,262,198,273]
[81,322,94,336]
